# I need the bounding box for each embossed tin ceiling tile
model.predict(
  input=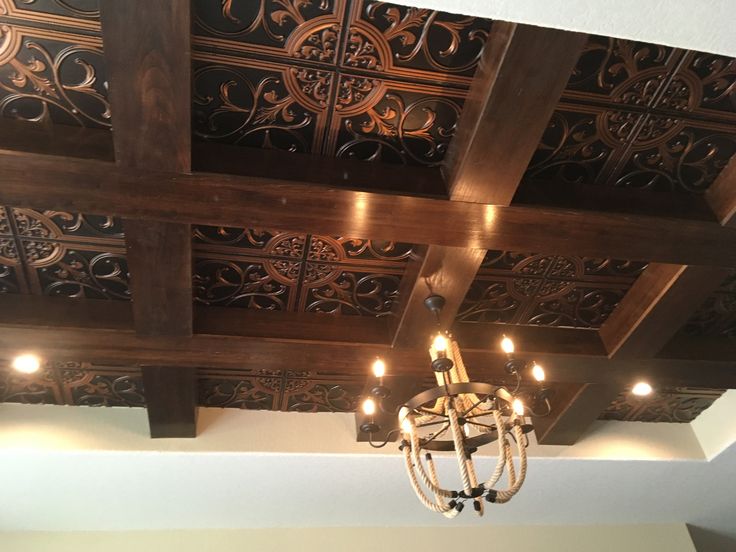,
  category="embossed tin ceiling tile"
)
[523,104,642,188]
[456,276,526,325]
[479,250,647,284]
[656,51,736,122]
[600,387,725,423]
[0,25,109,126]
[193,226,308,259]
[298,262,402,316]
[306,234,413,265]
[520,281,629,329]
[192,0,345,65]
[282,377,363,412]
[193,254,299,311]
[198,374,281,410]
[0,365,62,404]
[192,54,331,154]
[326,75,466,166]
[0,207,10,235]
[343,0,491,87]
[19,240,130,300]
[61,368,145,407]
[684,274,736,339]
[0,236,26,293]
[11,208,124,243]
[611,116,736,193]
[562,35,682,108]
[0,0,100,30]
